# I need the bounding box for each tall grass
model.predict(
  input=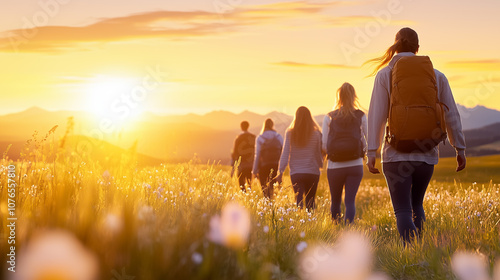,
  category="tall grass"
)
[1,131,499,279]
